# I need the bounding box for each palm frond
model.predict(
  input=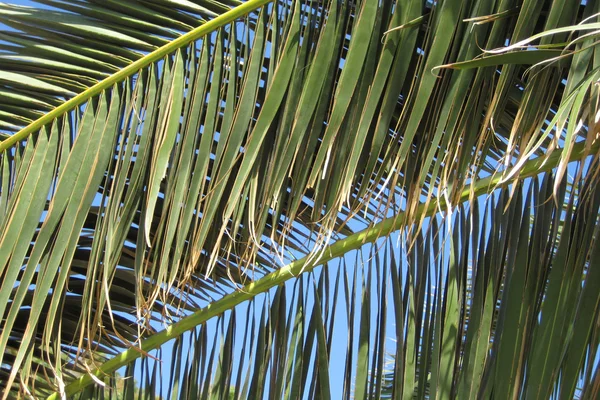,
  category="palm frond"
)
[0,0,598,398]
